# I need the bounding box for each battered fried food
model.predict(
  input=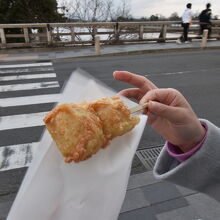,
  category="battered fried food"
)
[44,96,139,163]
[91,96,140,139]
